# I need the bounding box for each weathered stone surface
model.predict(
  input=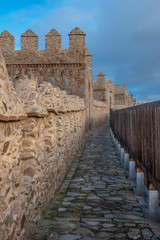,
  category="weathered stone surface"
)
[0,48,27,121]
[0,78,87,239]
